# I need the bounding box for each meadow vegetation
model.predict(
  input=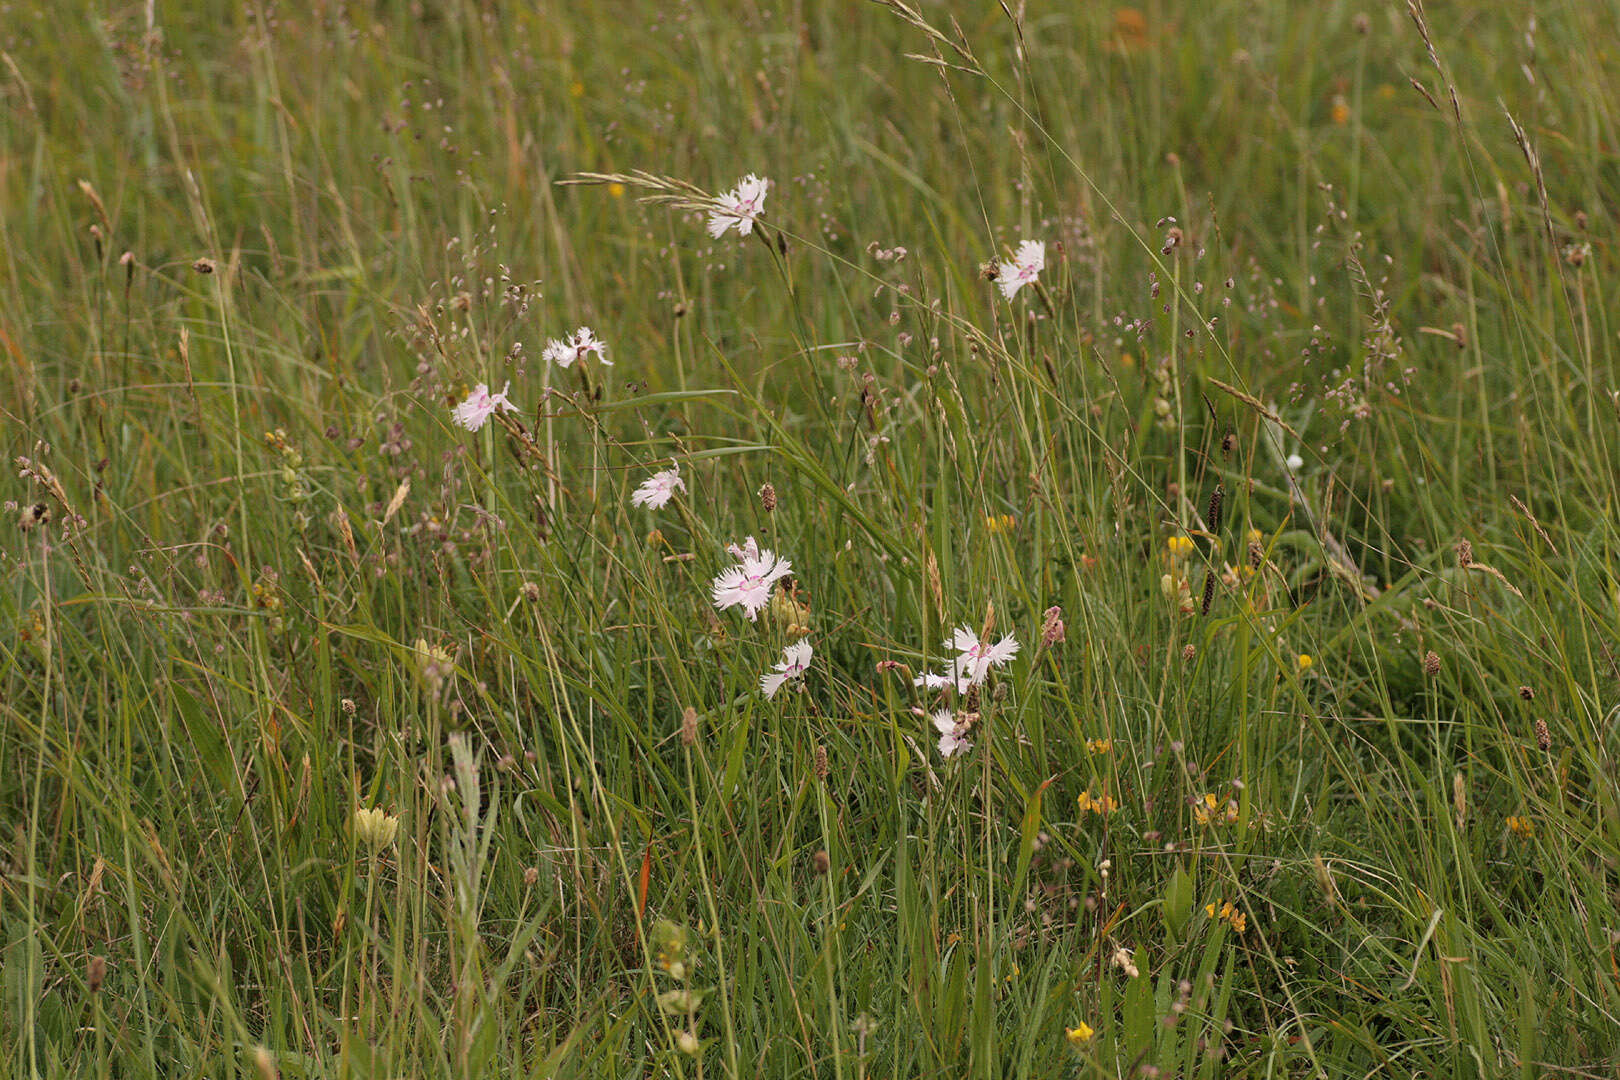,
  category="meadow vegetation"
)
[4,0,1620,1075]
